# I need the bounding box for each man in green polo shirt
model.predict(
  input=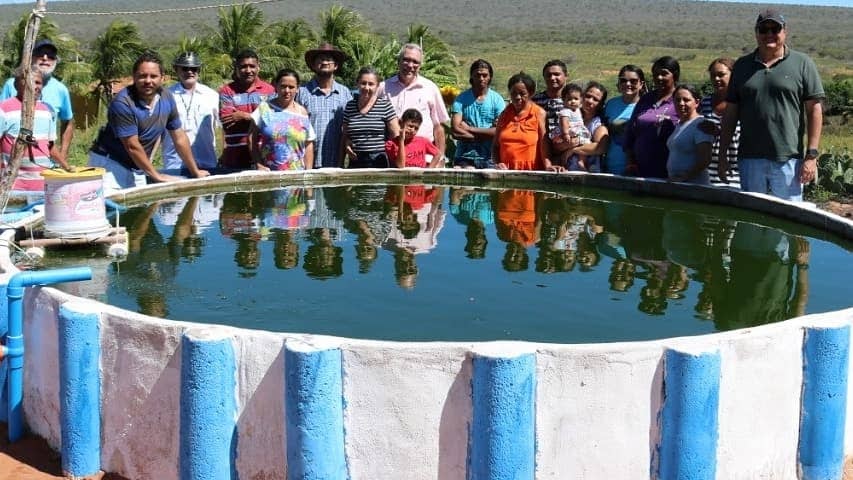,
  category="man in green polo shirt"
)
[718,9,824,201]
